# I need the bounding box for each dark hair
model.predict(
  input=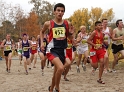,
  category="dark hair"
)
[102,18,107,22]
[18,38,22,40]
[77,30,81,34]
[22,33,27,37]
[116,19,122,27]
[95,21,102,26]
[31,36,35,40]
[54,3,65,12]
